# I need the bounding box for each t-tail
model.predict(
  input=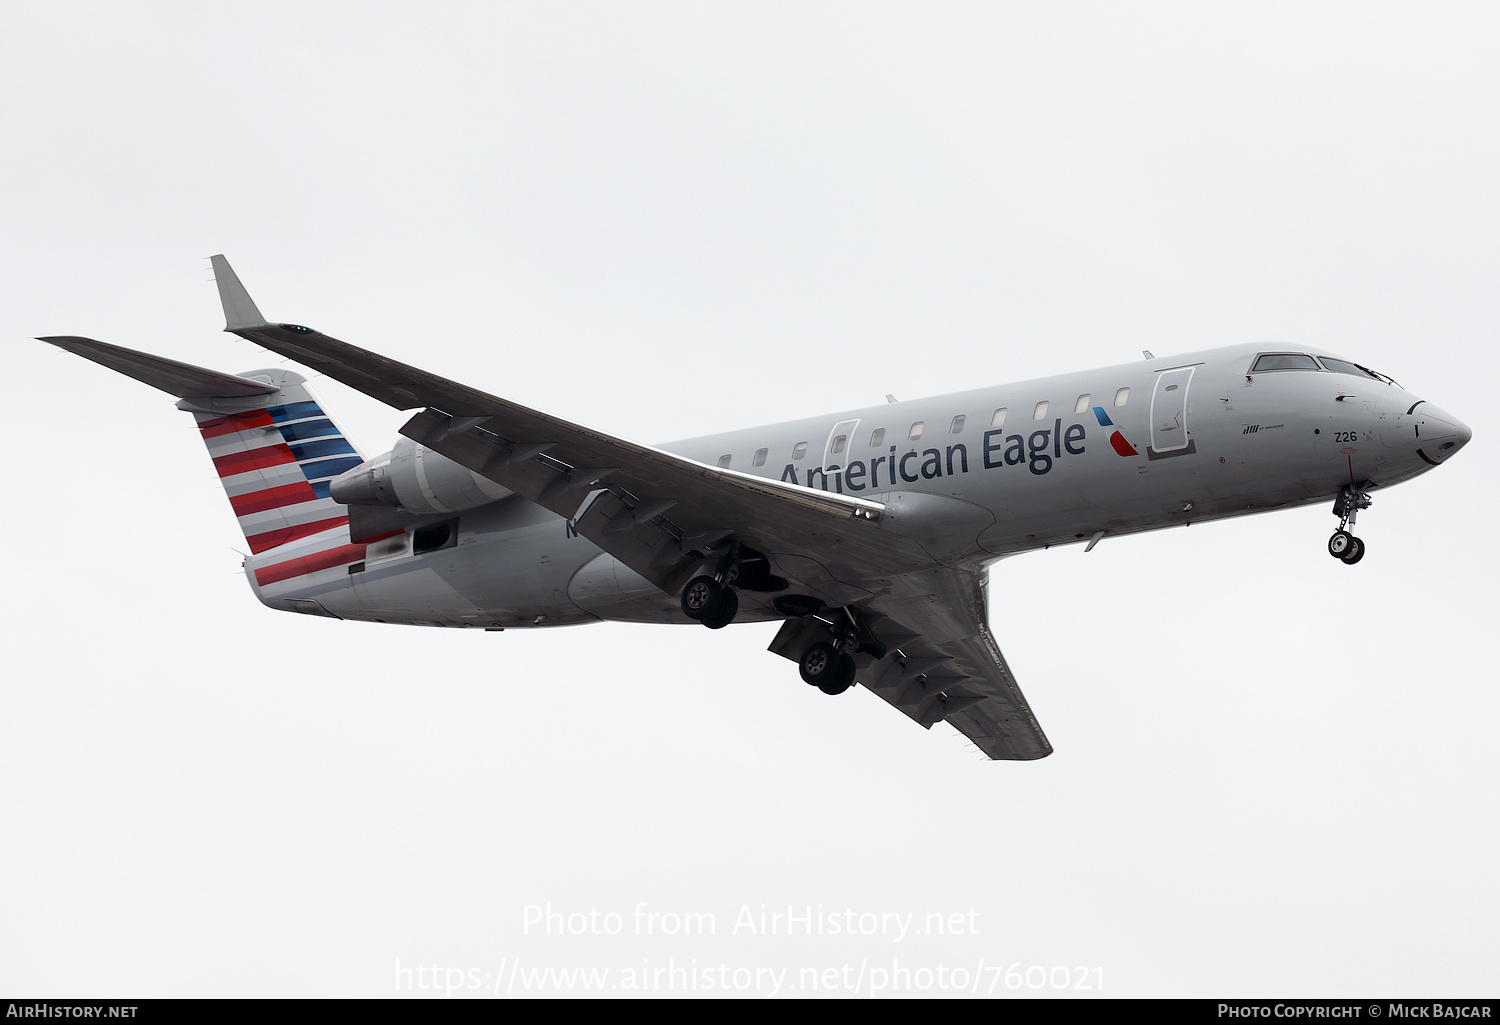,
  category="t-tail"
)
[35,334,368,605]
